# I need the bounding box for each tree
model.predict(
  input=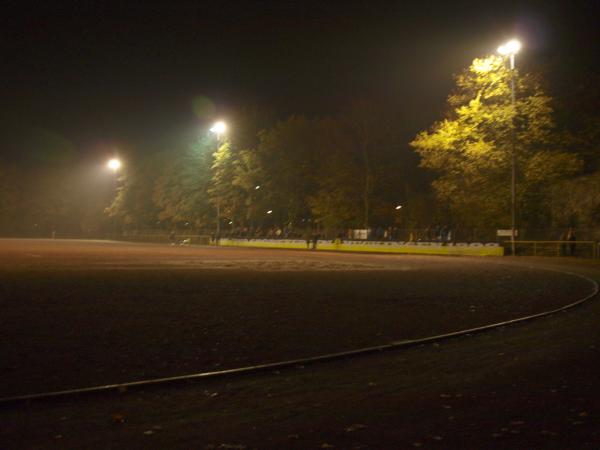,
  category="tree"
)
[152,137,215,230]
[204,106,277,231]
[253,116,320,227]
[309,104,410,231]
[411,55,581,230]
[307,118,363,229]
[105,155,161,231]
[208,141,251,229]
[548,172,600,233]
